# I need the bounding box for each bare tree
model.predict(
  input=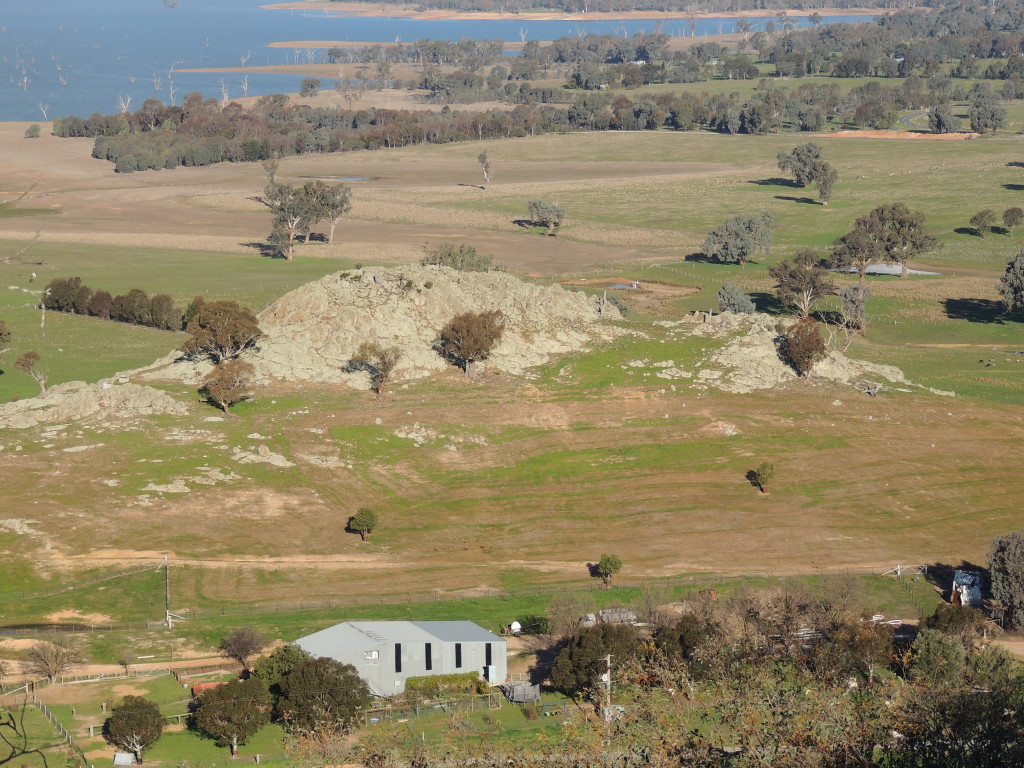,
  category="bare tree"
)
[547,592,596,638]
[220,628,268,672]
[351,342,400,398]
[478,151,492,190]
[24,640,81,682]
